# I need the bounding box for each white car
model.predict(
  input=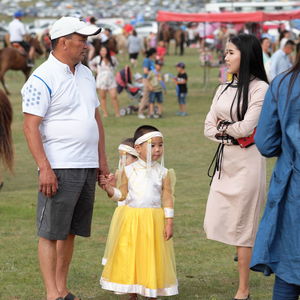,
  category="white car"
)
[96,22,123,35]
[135,21,158,38]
